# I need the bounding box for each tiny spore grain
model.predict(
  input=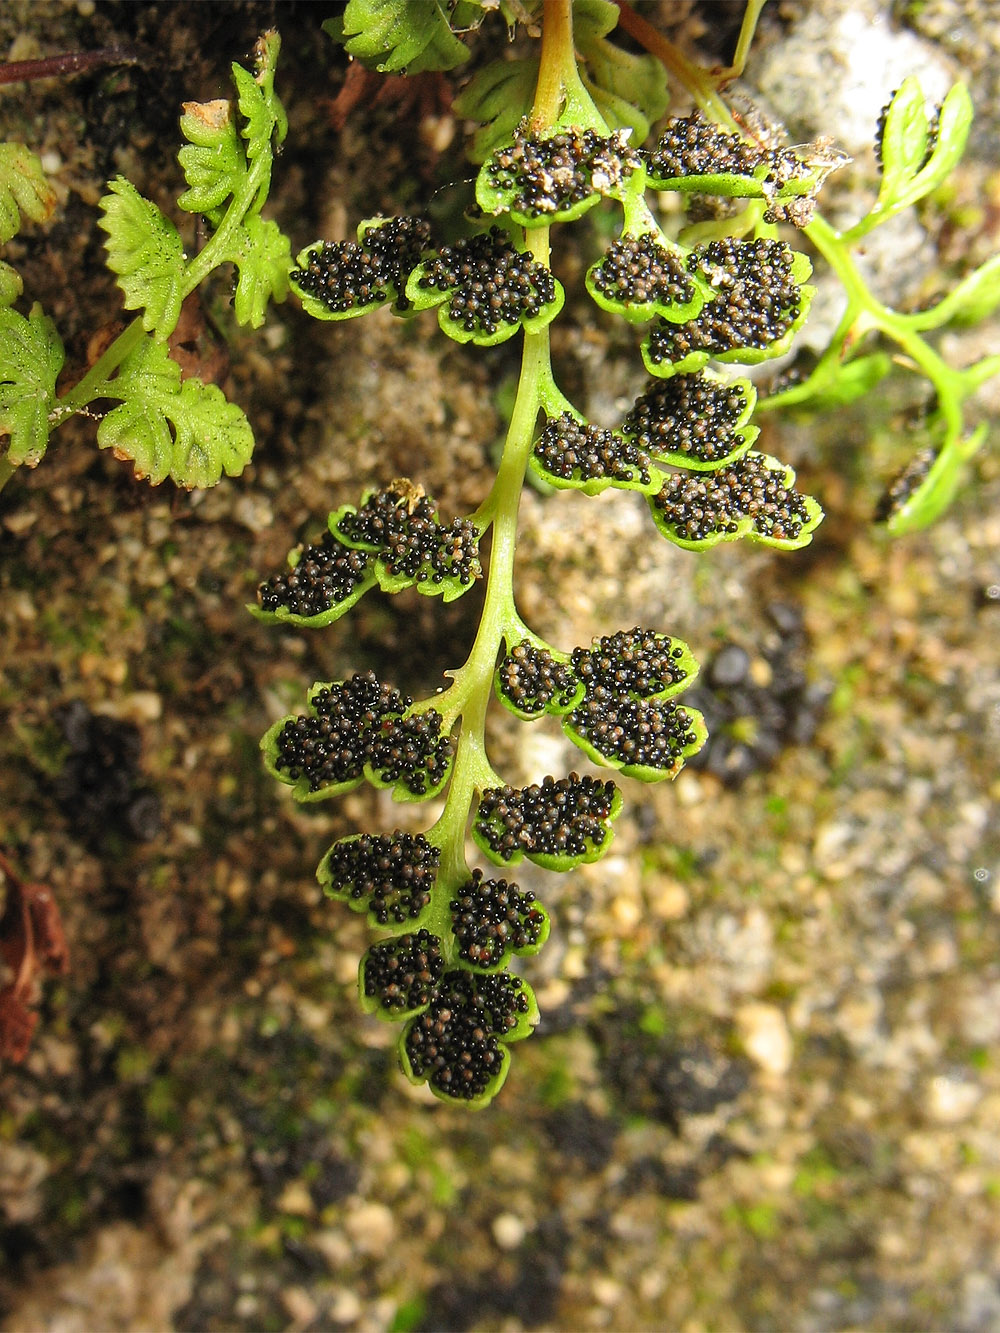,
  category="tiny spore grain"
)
[568,693,700,770]
[273,672,410,791]
[338,485,480,587]
[368,709,454,796]
[404,969,530,1100]
[362,929,445,1010]
[646,238,802,365]
[652,452,811,543]
[572,628,690,697]
[874,89,936,173]
[257,531,370,618]
[648,112,810,190]
[874,446,937,522]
